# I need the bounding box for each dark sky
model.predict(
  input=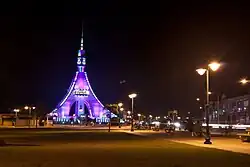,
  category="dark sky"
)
[1,2,250,116]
